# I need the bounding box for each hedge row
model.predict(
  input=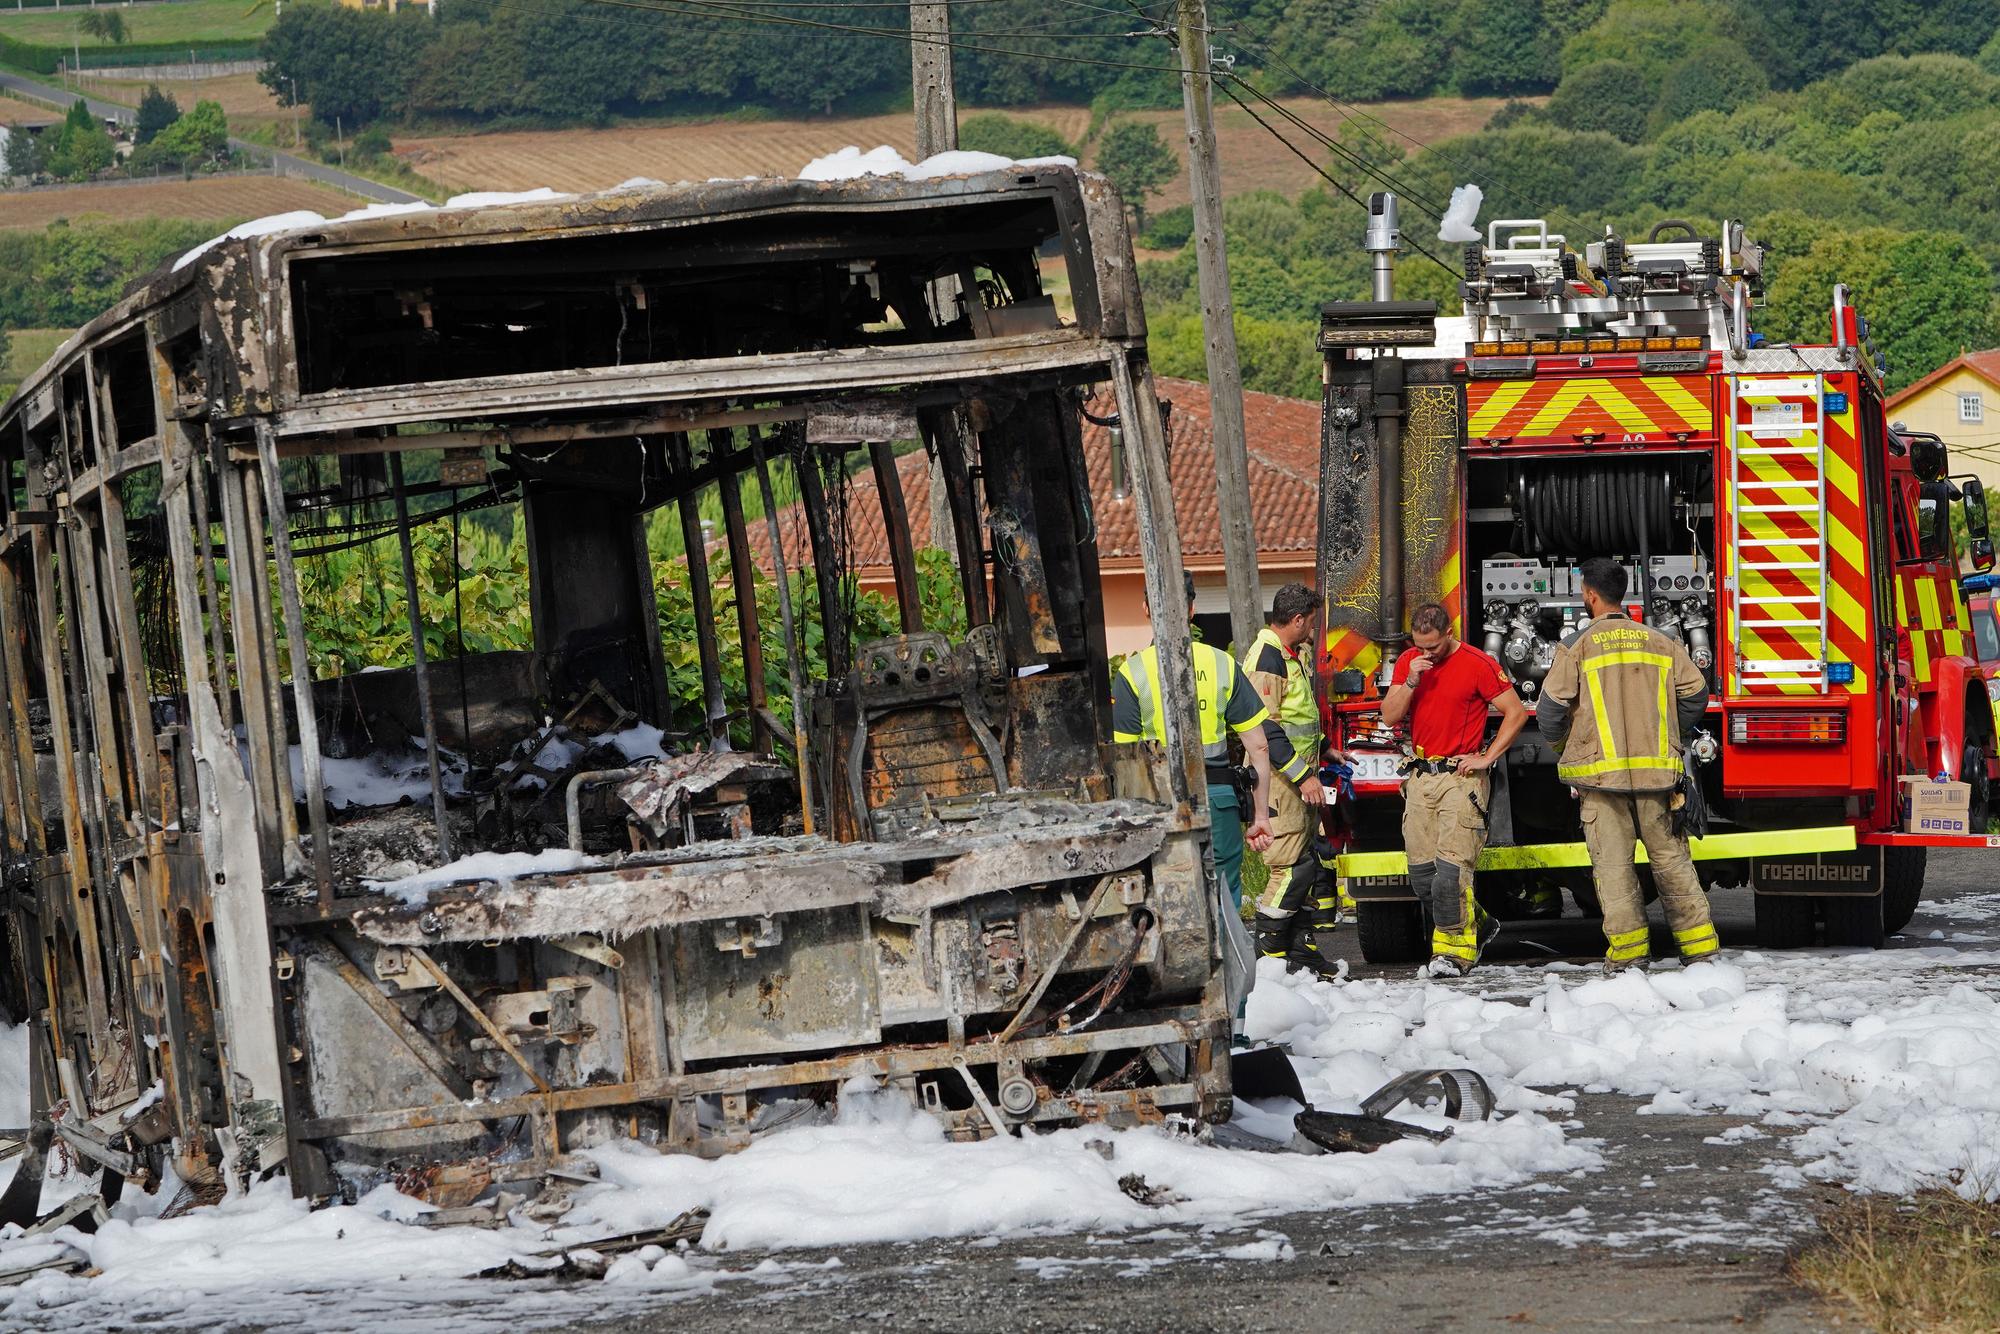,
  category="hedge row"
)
[0,34,257,75]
